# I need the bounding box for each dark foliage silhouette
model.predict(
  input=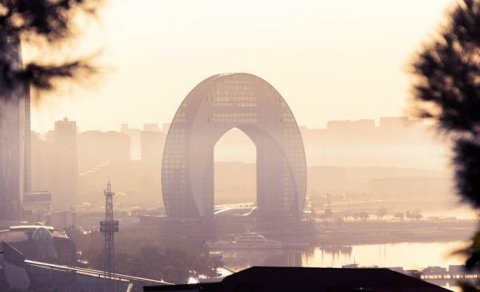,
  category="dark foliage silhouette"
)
[412,0,480,289]
[0,0,102,98]
[77,230,223,283]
